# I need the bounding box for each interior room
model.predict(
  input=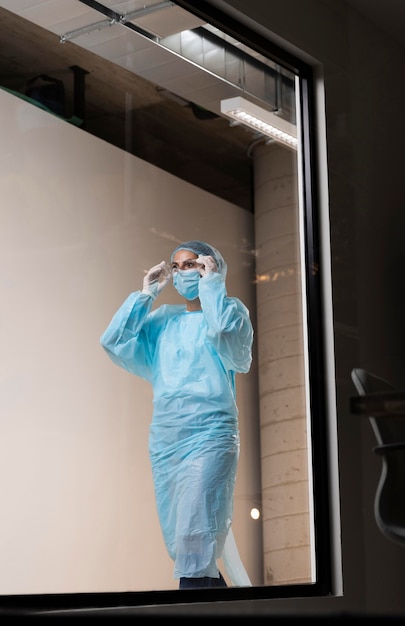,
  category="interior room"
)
[1,0,405,618]
[0,0,318,604]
